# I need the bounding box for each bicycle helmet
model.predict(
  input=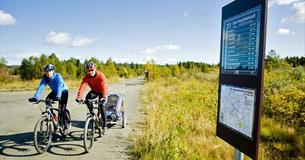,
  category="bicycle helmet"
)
[86,62,96,71]
[44,64,54,72]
